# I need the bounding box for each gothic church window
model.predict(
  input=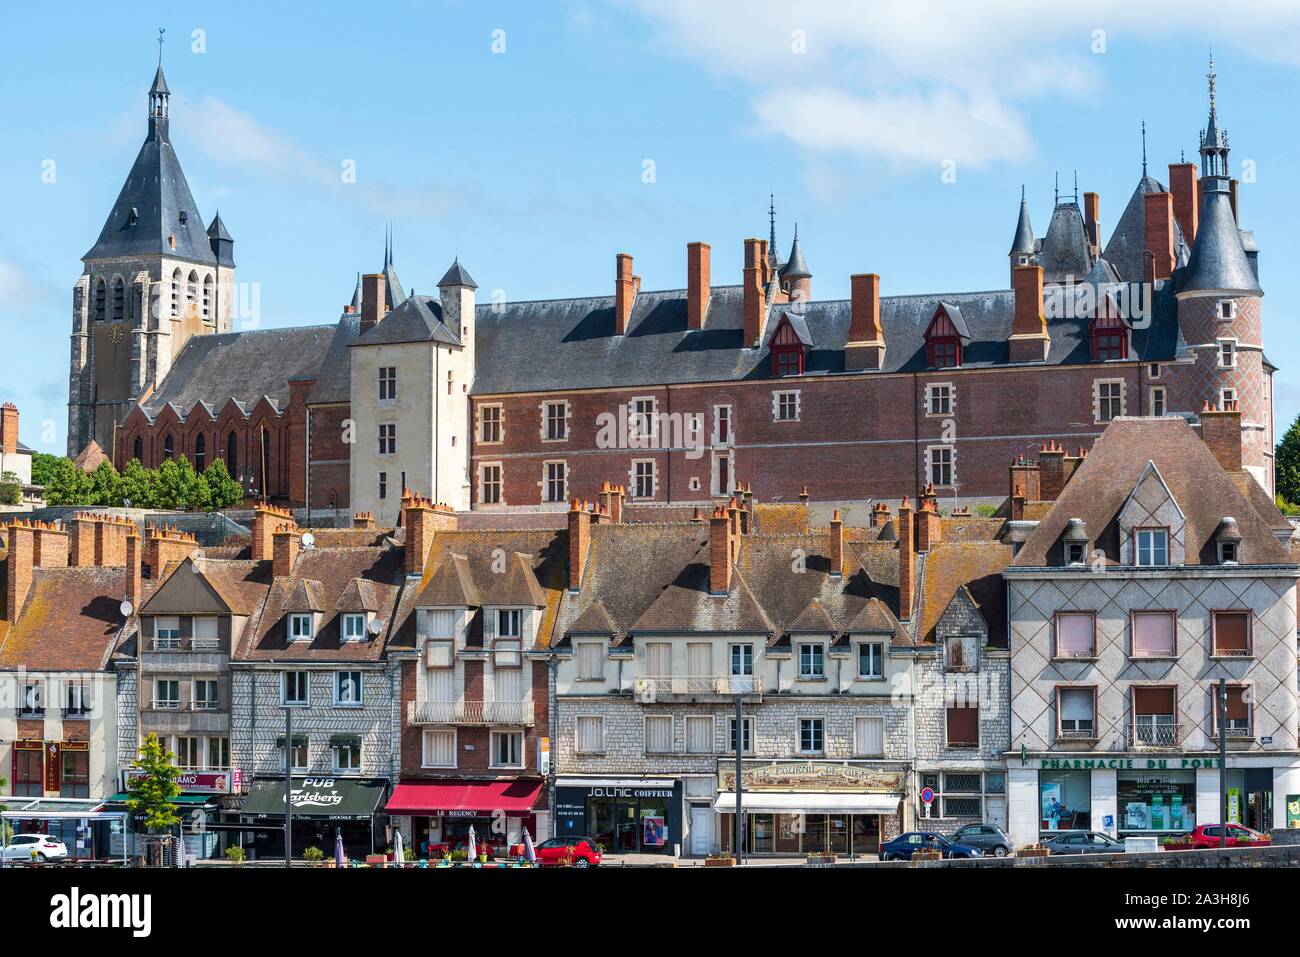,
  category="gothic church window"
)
[93,279,106,321]
[112,277,125,321]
